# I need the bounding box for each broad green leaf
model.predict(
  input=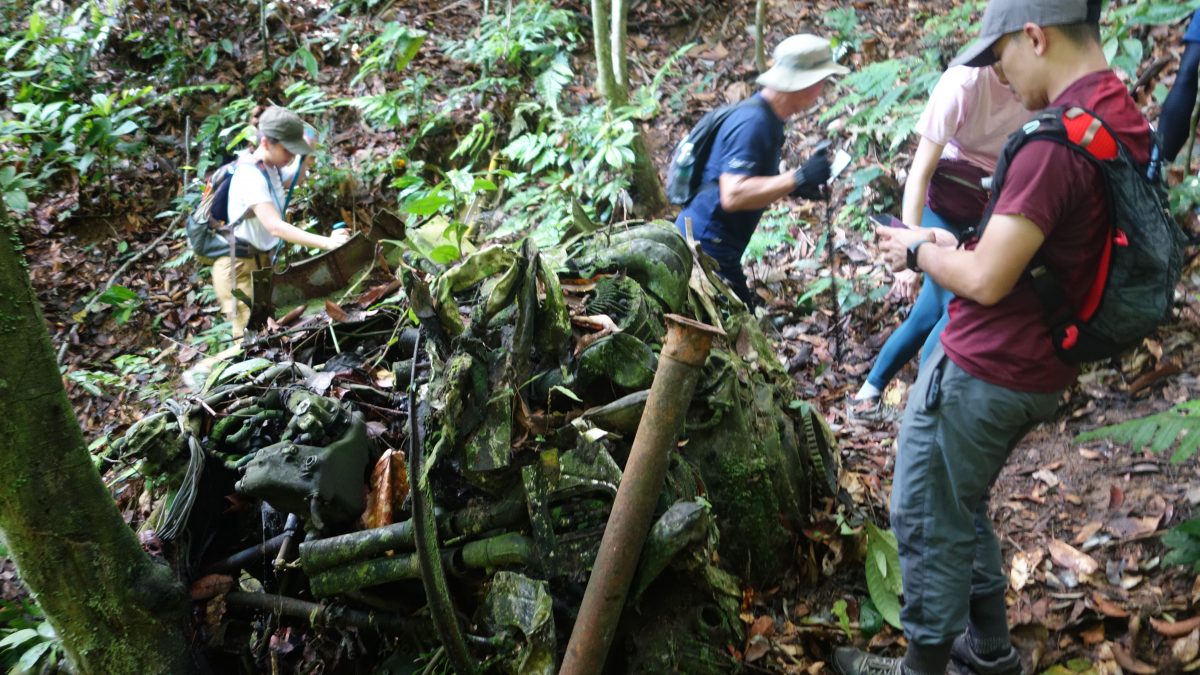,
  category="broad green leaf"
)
[0,629,39,650]
[16,639,52,671]
[4,190,29,212]
[98,285,138,304]
[403,194,453,216]
[429,245,461,264]
[297,48,318,79]
[217,358,273,383]
[830,599,852,638]
[864,522,903,628]
[113,120,139,136]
